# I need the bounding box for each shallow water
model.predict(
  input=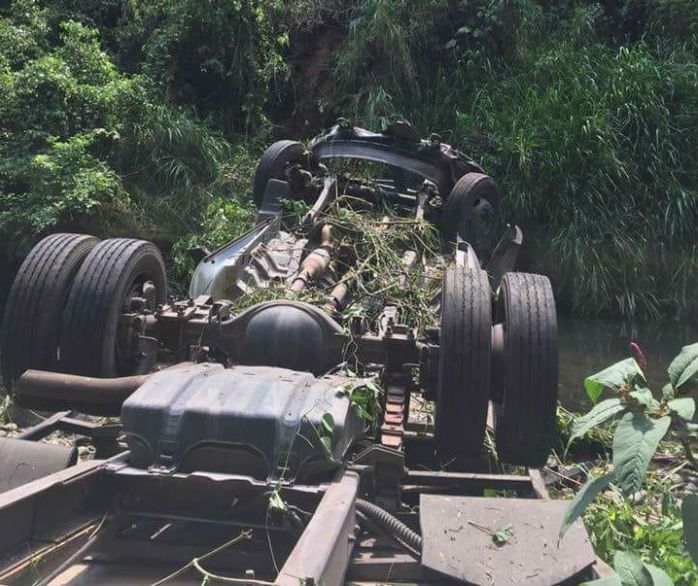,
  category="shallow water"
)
[558,317,698,411]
